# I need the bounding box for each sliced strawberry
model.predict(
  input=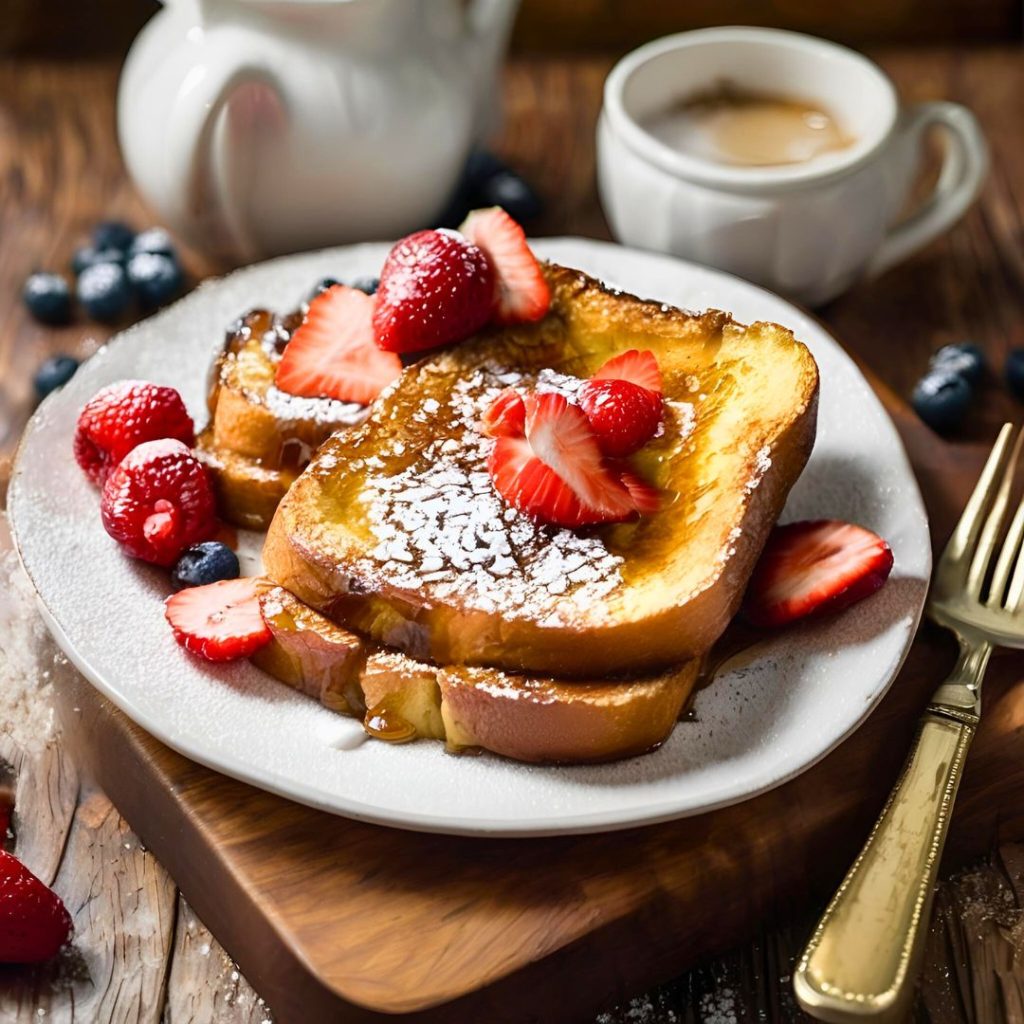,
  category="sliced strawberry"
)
[744,520,894,628]
[486,391,647,527]
[276,285,401,405]
[165,577,272,662]
[459,207,550,325]
[616,465,661,515]
[524,392,635,519]
[592,349,663,397]
[488,435,609,528]
[577,378,662,457]
[481,388,526,438]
